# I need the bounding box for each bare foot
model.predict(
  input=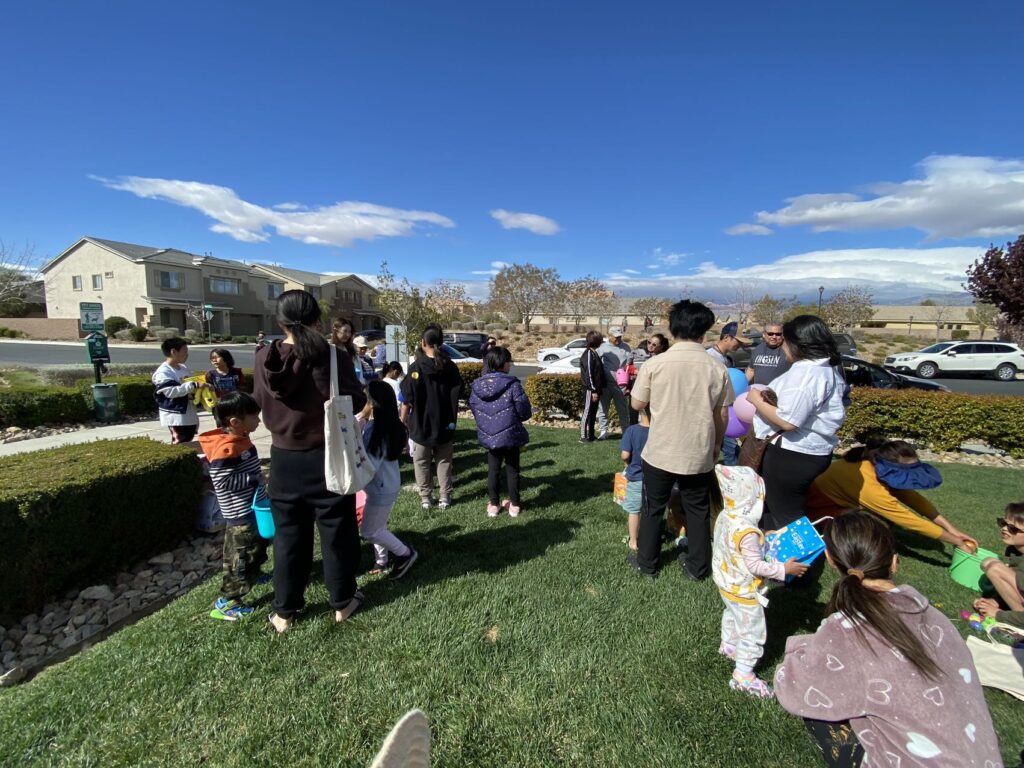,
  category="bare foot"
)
[335,590,365,623]
[268,612,292,634]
